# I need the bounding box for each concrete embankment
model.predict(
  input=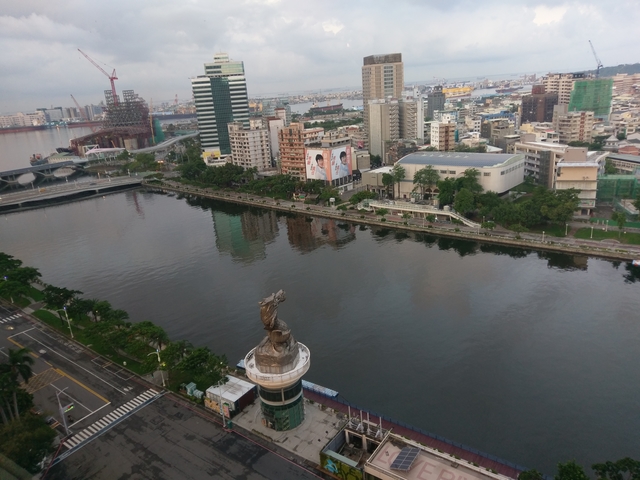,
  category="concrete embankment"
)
[145,181,640,263]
